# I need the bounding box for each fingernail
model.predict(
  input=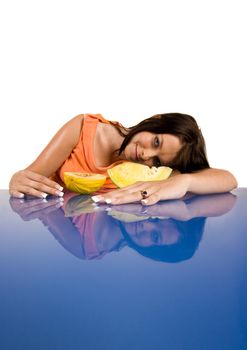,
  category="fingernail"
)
[91,195,103,203]
[105,207,112,212]
[56,202,63,208]
[56,185,63,191]
[55,190,64,197]
[141,199,148,204]
[56,197,64,203]
[41,193,48,198]
[105,198,112,204]
[42,199,48,203]
[18,193,24,198]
